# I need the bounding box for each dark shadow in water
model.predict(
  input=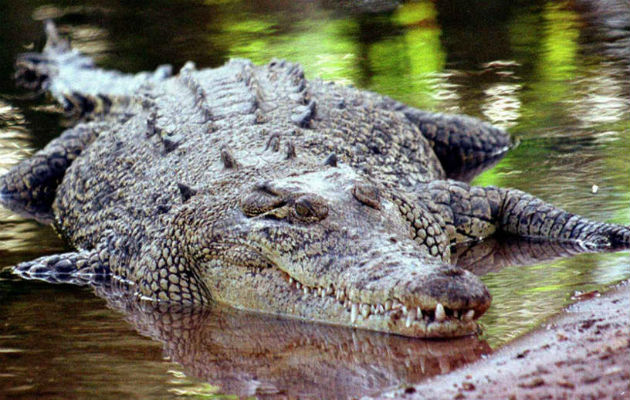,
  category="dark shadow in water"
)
[570,0,630,70]
[435,0,522,69]
[319,0,401,14]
